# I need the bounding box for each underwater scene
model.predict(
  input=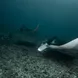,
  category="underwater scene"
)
[1,0,78,78]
